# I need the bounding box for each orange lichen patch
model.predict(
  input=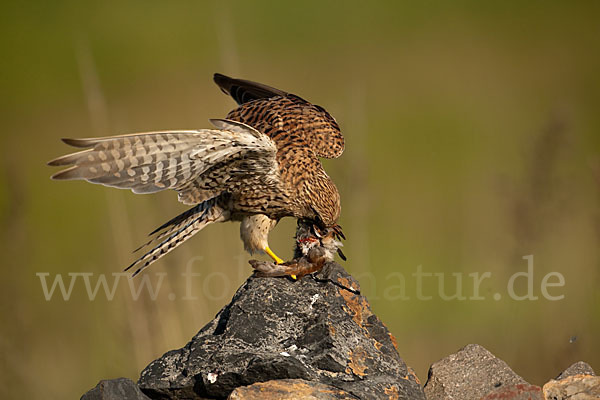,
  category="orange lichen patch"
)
[384,385,400,399]
[346,346,369,377]
[336,276,360,292]
[329,324,336,336]
[388,332,399,351]
[337,276,351,287]
[338,289,372,329]
[373,340,383,351]
[404,367,420,385]
[376,320,399,352]
[377,320,399,352]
